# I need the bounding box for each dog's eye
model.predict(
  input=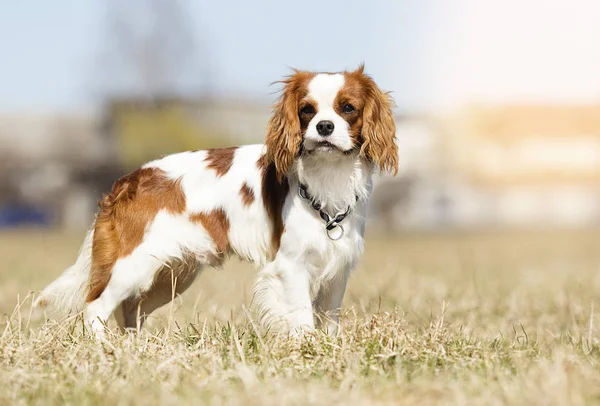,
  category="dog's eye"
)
[300,105,315,115]
[342,104,355,113]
